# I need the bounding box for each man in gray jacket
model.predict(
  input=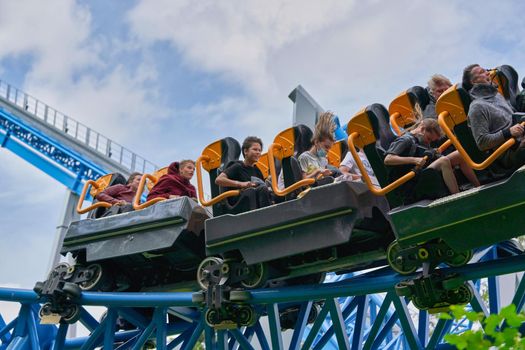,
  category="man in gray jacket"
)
[463,64,525,169]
